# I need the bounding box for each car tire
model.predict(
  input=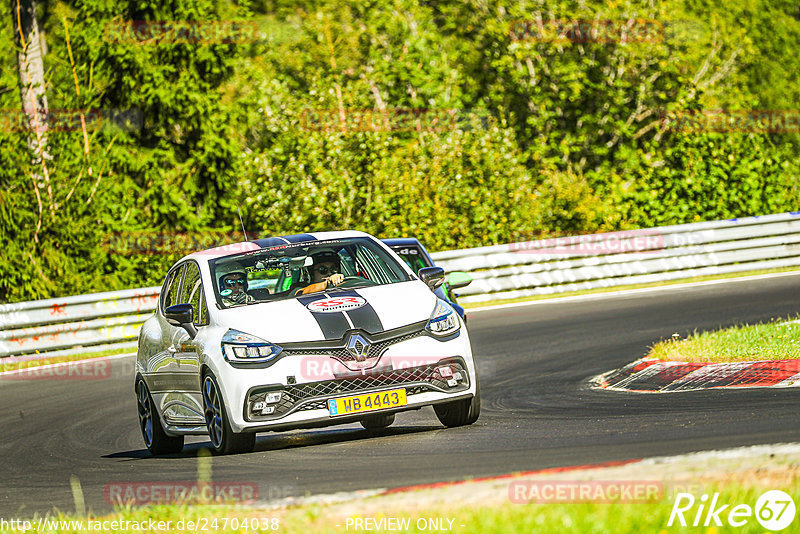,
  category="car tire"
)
[360,413,395,430]
[433,375,481,427]
[136,377,184,455]
[202,373,256,455]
